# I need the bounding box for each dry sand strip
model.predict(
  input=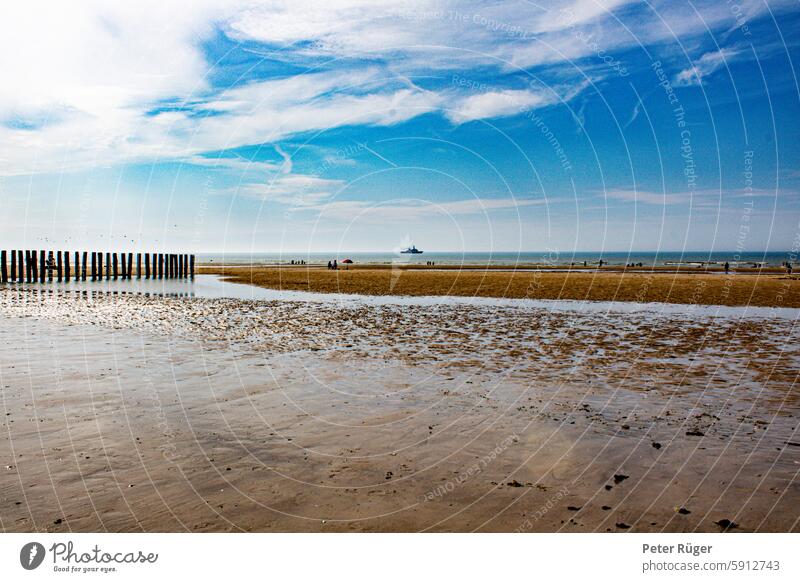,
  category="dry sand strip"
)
[200,266,800,308]
[1,287,799,532]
